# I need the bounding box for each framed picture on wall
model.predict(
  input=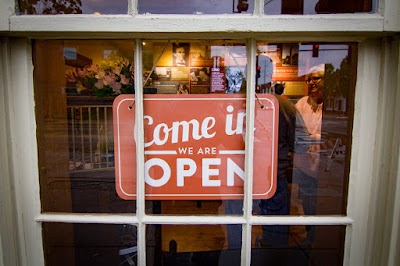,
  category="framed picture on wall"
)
[173,43,190,67]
